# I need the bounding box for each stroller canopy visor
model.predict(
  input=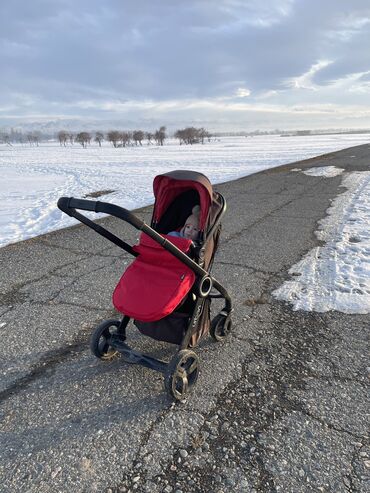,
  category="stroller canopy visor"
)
[153,170,213,231]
